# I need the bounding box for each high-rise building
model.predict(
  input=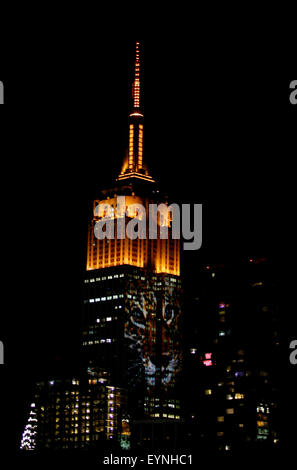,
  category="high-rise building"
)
[183,257,280,455]
[20,368,128,451]
[20,41,183,452]
[82,41,183,446]
[19,42,281,458]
